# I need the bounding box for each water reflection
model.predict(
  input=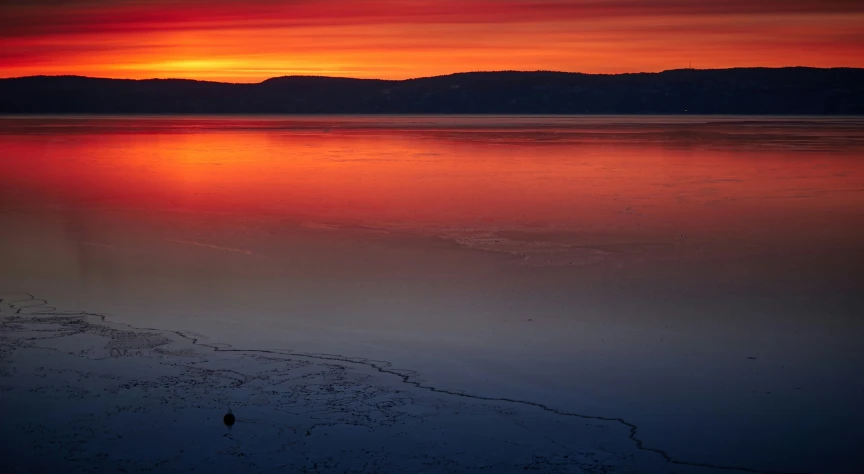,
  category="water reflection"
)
[63,207,120,287]
[1,116,863,472]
